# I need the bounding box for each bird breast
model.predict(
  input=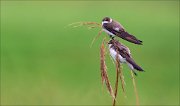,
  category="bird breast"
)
[109,47,126,63]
